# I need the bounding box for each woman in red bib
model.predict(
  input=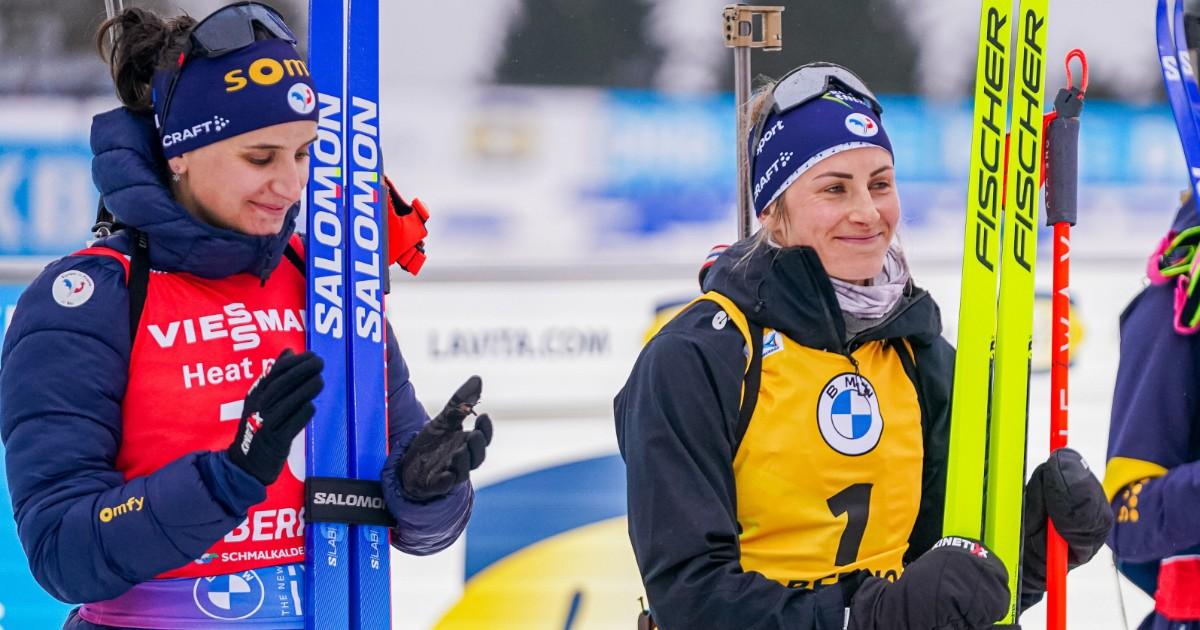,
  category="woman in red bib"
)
[614,63,1111,630]
[0,3,490,628]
